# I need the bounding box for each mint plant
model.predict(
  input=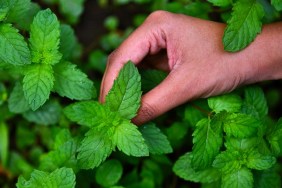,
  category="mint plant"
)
[0,1,282,188]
